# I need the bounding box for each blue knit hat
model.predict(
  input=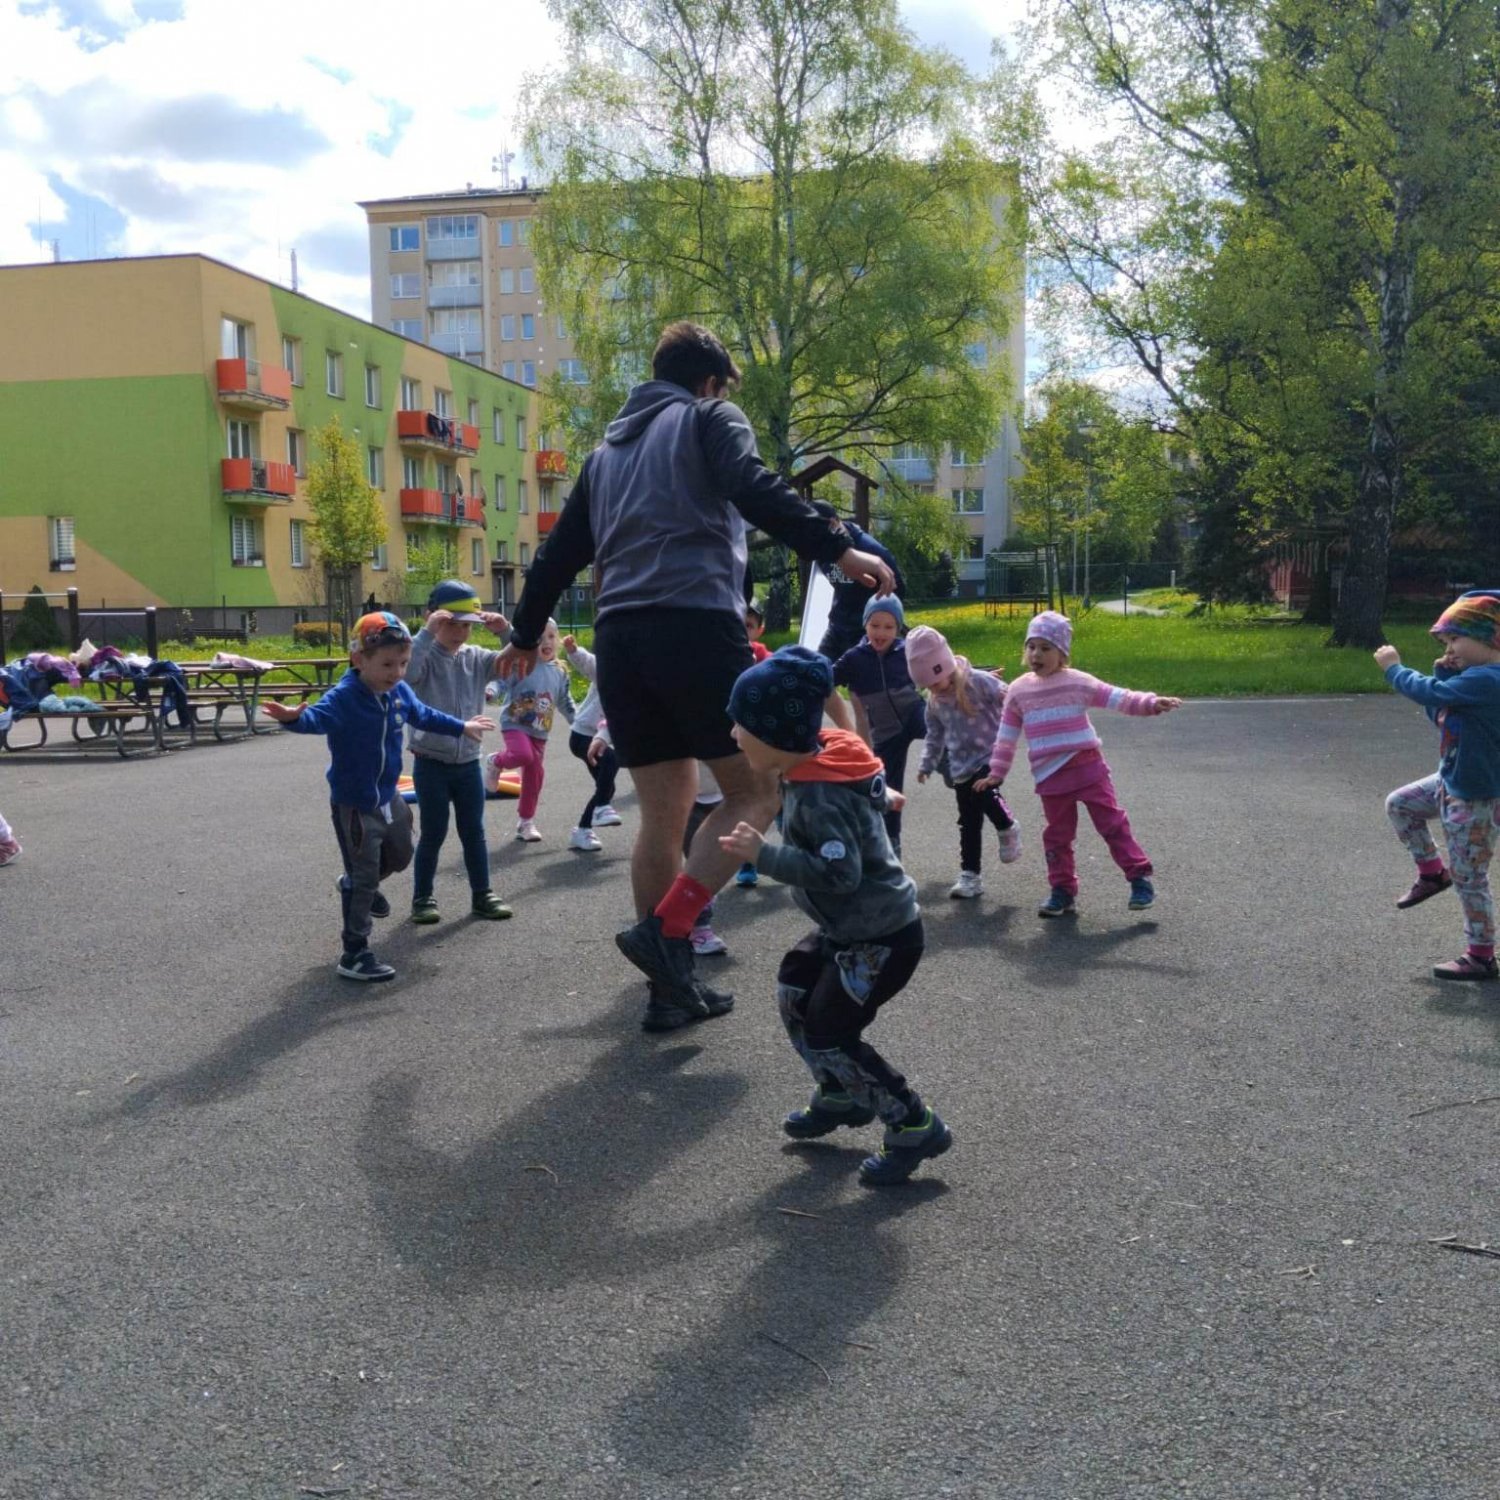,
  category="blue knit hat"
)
[863,594,905,627]
[727,645,833,753]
